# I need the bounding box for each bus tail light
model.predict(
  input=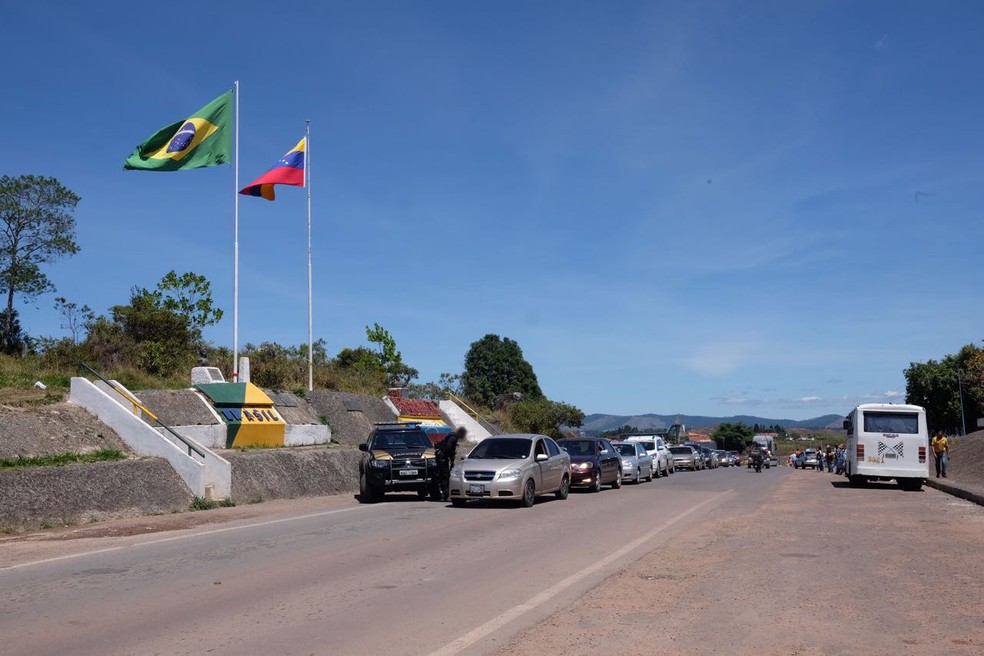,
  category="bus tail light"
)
[856,444,864,460]
[918,447,926,463]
